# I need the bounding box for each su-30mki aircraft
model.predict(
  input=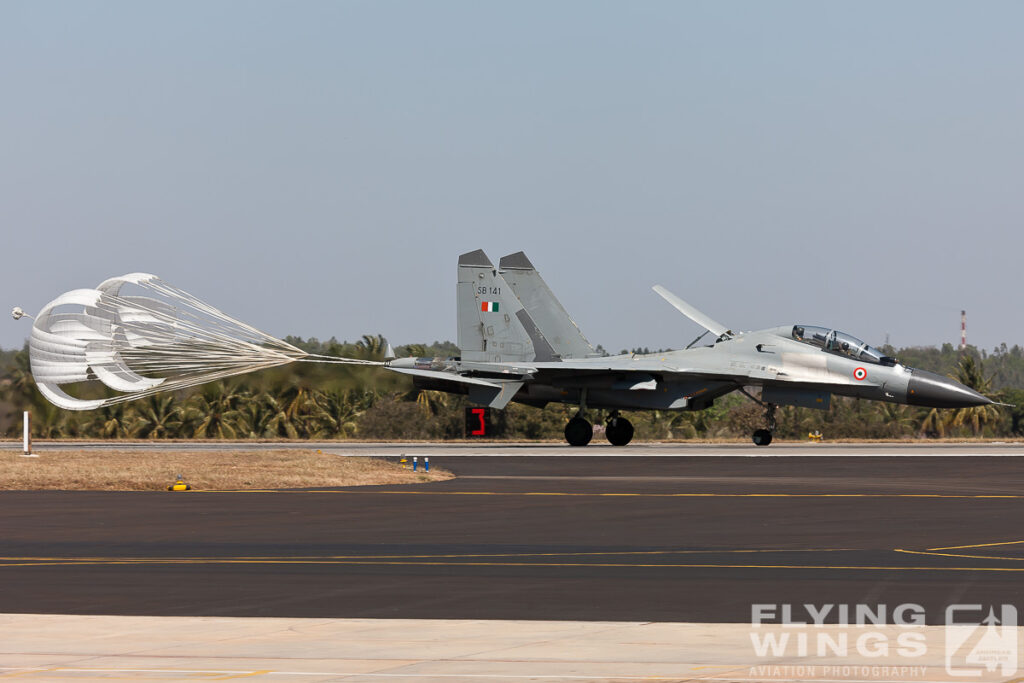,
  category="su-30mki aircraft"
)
[385,249,994,446]
[17,251,994,446]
